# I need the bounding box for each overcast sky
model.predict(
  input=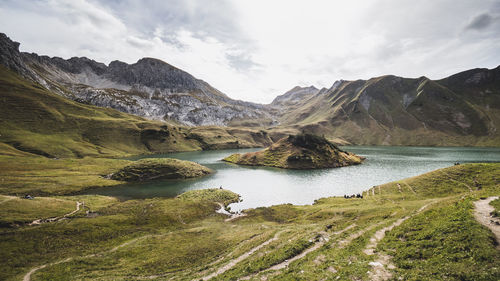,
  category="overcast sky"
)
[1,0,500,103]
